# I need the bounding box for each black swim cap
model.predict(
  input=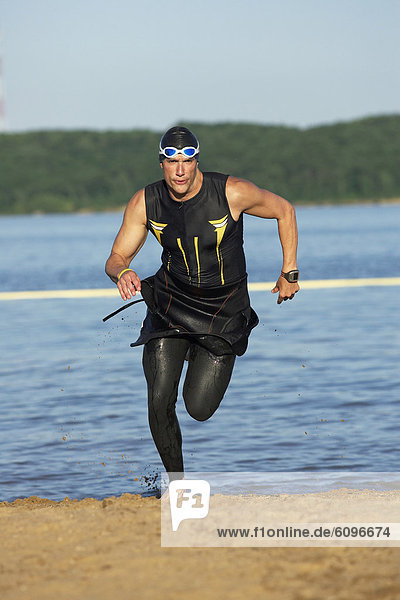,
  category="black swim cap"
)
[159,126,199,161]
